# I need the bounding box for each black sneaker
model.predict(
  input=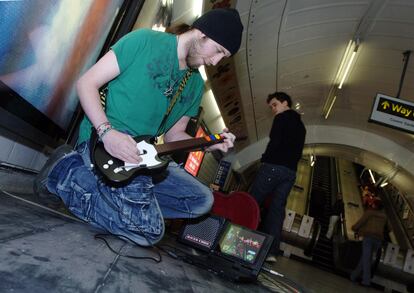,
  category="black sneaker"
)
[33,144,74,206]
